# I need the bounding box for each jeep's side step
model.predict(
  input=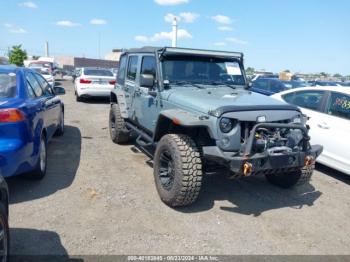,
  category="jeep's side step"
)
[125,122,154,146]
